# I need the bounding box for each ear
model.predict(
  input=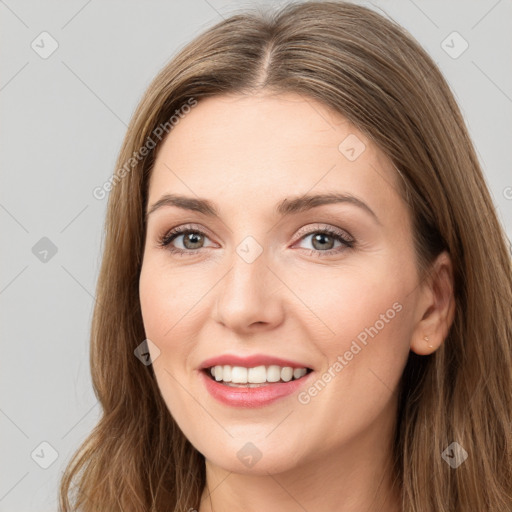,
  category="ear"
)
[410,251,455,355]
